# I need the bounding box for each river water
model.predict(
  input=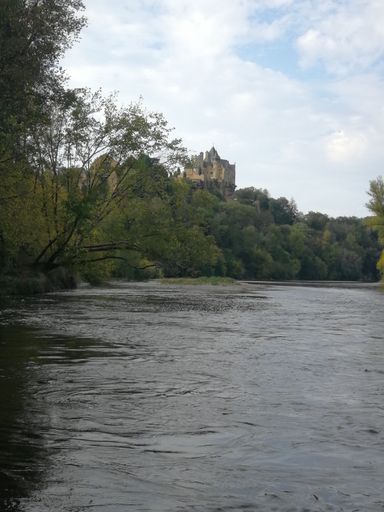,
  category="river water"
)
[0,281,383,512]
